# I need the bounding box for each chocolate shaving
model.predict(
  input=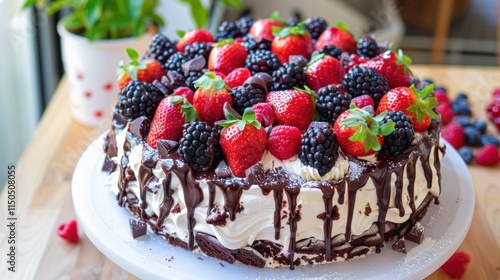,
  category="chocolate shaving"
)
[405,222,425,244]
[246,163,265,185]
[129,218,147,239]
[244,76,268,93]
[181,56,205,76]
[130,116,151,140]
[253,73,273,91]
[157,140,179,159]
[222,103,242,119]
[289,55,308,67]
[167,71,186,87]
[215,160,232,178]
[392,237,407,254]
